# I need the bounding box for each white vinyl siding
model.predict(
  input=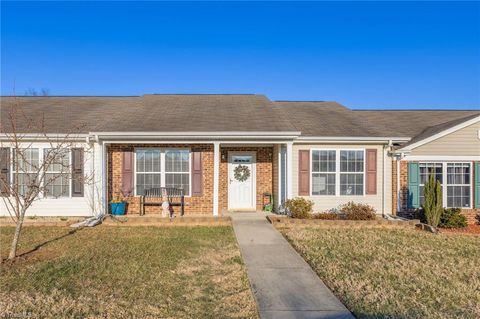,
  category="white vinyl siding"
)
[294,144,388,215]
